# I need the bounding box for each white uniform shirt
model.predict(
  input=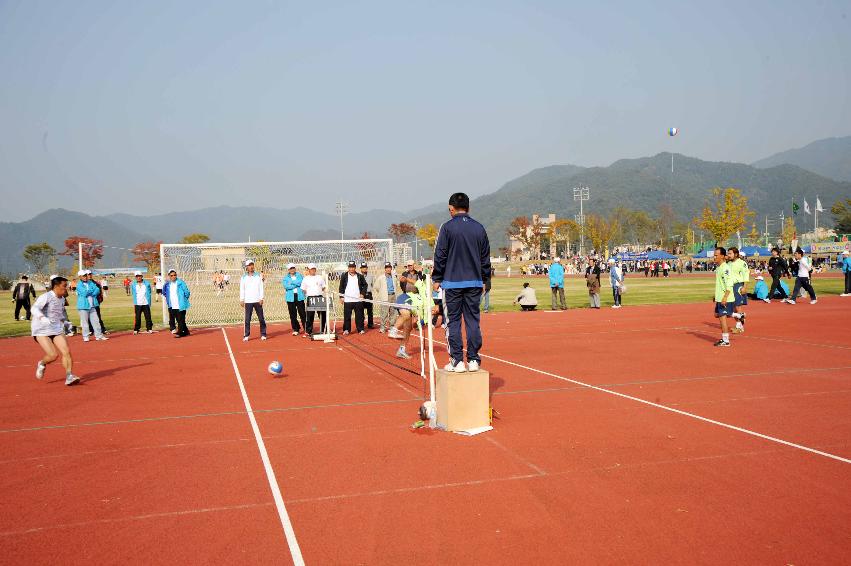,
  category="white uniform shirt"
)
[240,273,265,303]
[155,275,164,290]
[797,256,811,278]
[31,291,66,336]
[135,282,149,306]
[301,274,326,297]
[344,273,361,303]
[169,283,179,308]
